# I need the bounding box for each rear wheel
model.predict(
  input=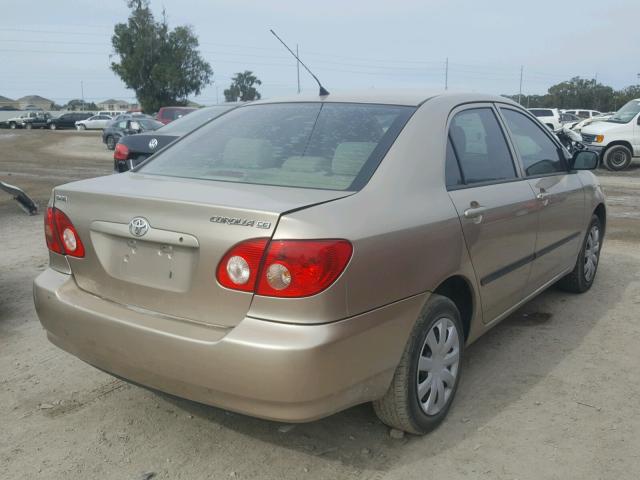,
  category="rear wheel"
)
[557,215,602,293]
[9,122,16,129]
[373,294,464,435]
[49,123,57,130]
[25,123,32,130]
[603,145,632,171]
[106,135,116,150]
